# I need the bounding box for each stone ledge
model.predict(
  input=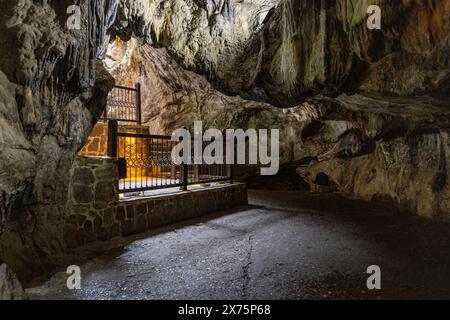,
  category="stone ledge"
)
[64,183,248,248]
[120,183,246,202]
